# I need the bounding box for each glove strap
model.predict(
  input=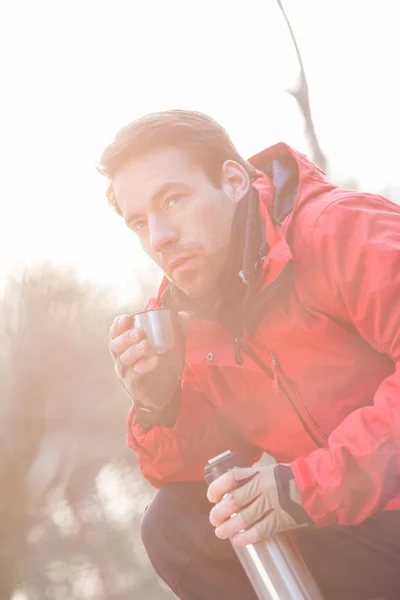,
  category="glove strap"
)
[274,464,313,526]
